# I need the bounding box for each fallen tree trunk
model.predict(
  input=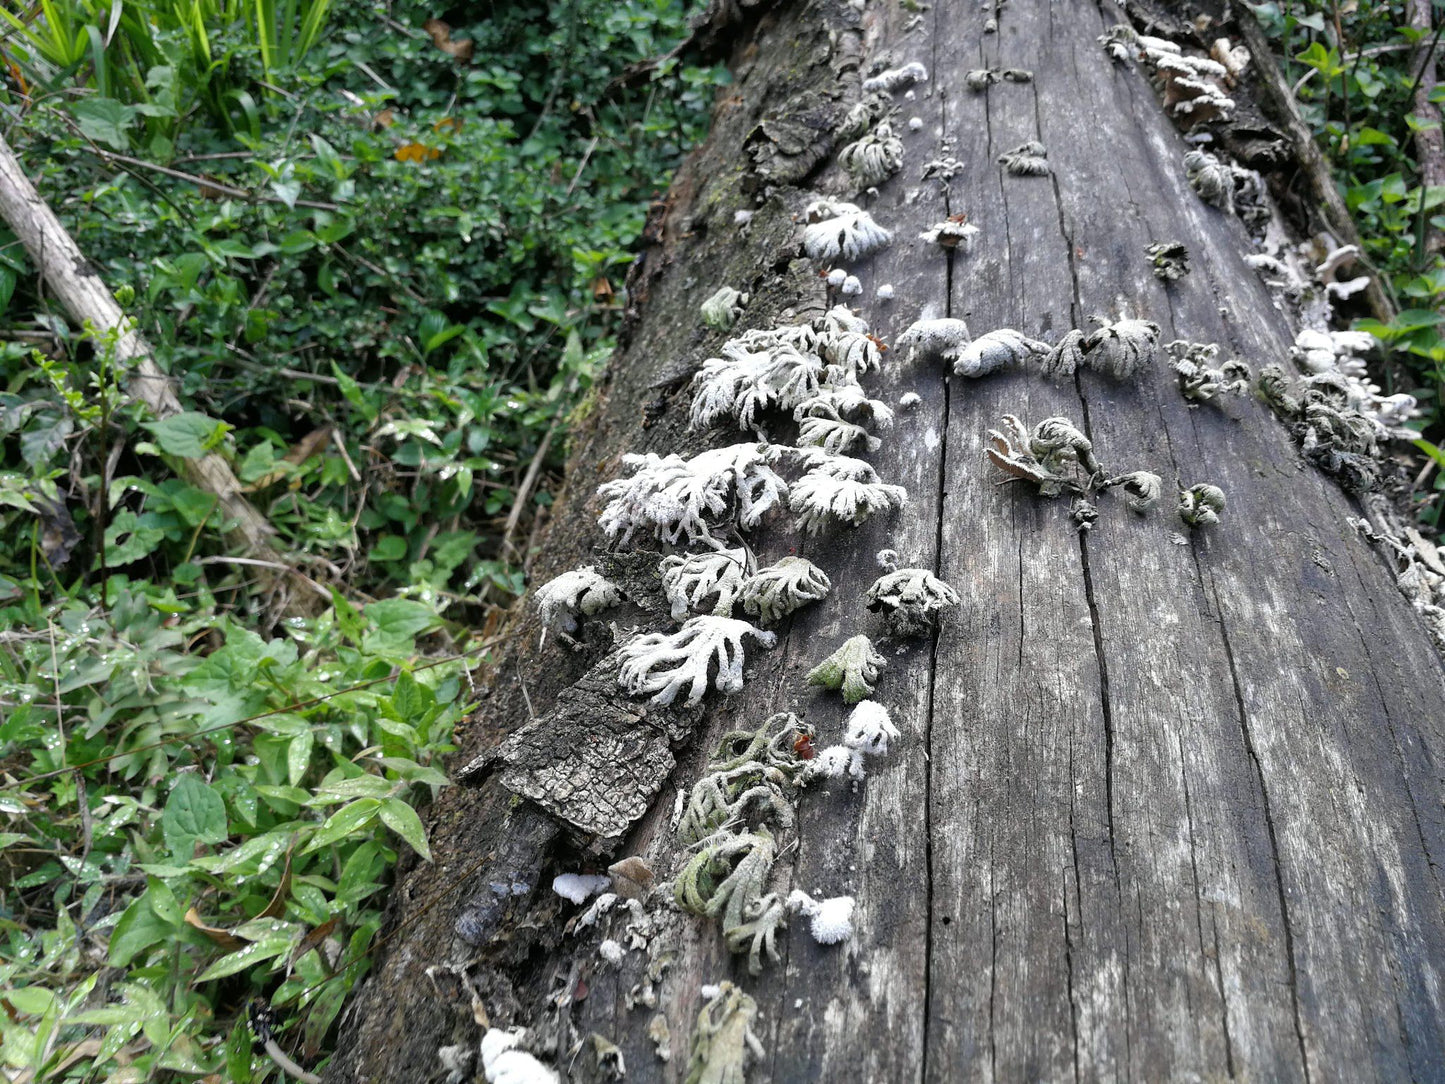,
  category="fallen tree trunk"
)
[0,135,322,617]
[327,1,1445,1081]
